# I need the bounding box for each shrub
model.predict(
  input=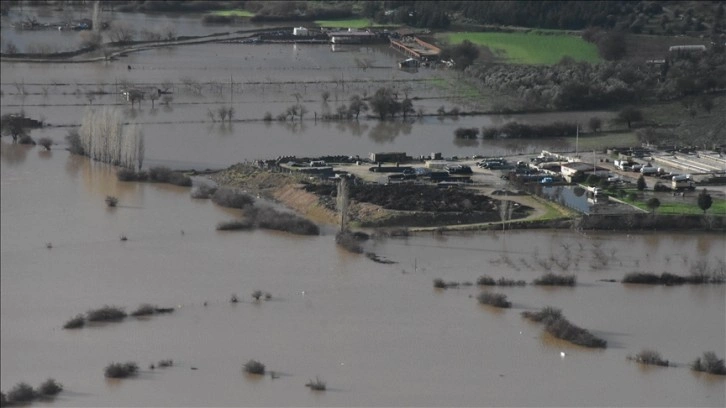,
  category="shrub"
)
[130,304,156,317]
[691,352,726,375]
[250,207,319,235]
[104,362,139,378]
[148,166,173,182]
[168,171,192,187]
[335,231,364,254]
[476,292,511,308]
[6,382,36,404]
[243,360,265,375]
[18,134,36,145]
[87,305,127,322]
[158,359,173,368]
[521,306,563,324]
[533,273,576,286]
[305,377,326,391]
[545,316,607,348]
[216,220,254,231]
[476,275,496,286]
[154,307,174,314]
[191,184,217,199]
[251,290,263,301]
[117,168,139,181]
[497,277,527,286]
[105,195,119,207]
[622,272,660,284]
[38,137,53,150]
[230,294,239,303]
[211,188,255,209]
[433,278,447,289]
[63,314,86,329]
[37,378,63,397]
[629,349,669,367]
[263,112,273,121]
